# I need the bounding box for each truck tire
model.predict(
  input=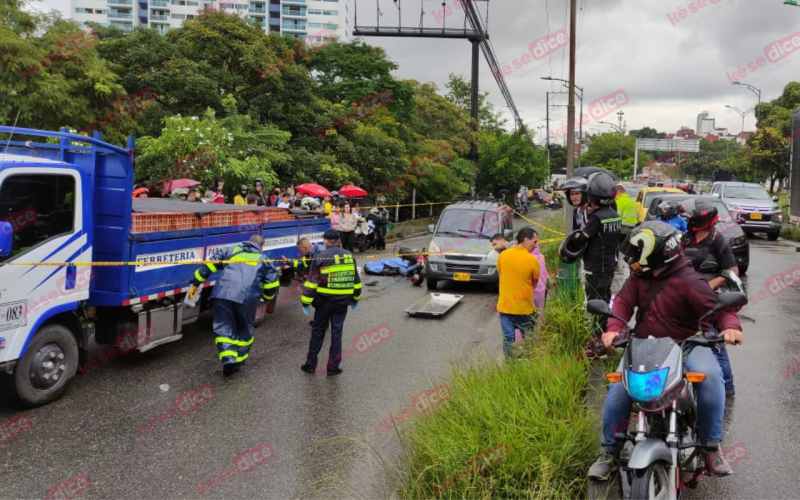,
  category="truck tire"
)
[426,278,438,290]
[768,231,780,241]
[13,324,78,407]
